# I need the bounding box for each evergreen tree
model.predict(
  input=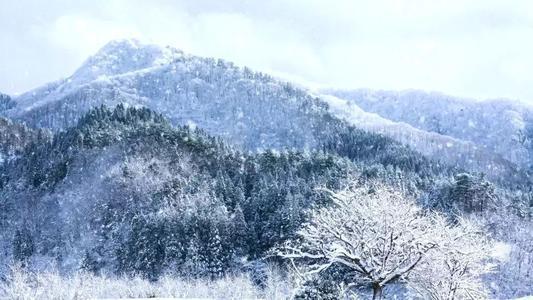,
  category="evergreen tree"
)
[231,203,249,256]
[0,93,15,112]
[125,217,166,280]
[80,250,102,274]
[13,227,34,264]
[450,173,496,213]
[183,235,205,278]
[206,226,224,279]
